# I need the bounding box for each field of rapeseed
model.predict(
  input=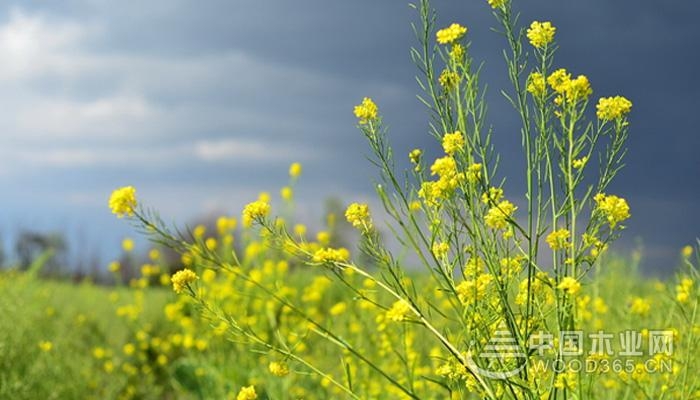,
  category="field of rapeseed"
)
[2,0,699,399]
